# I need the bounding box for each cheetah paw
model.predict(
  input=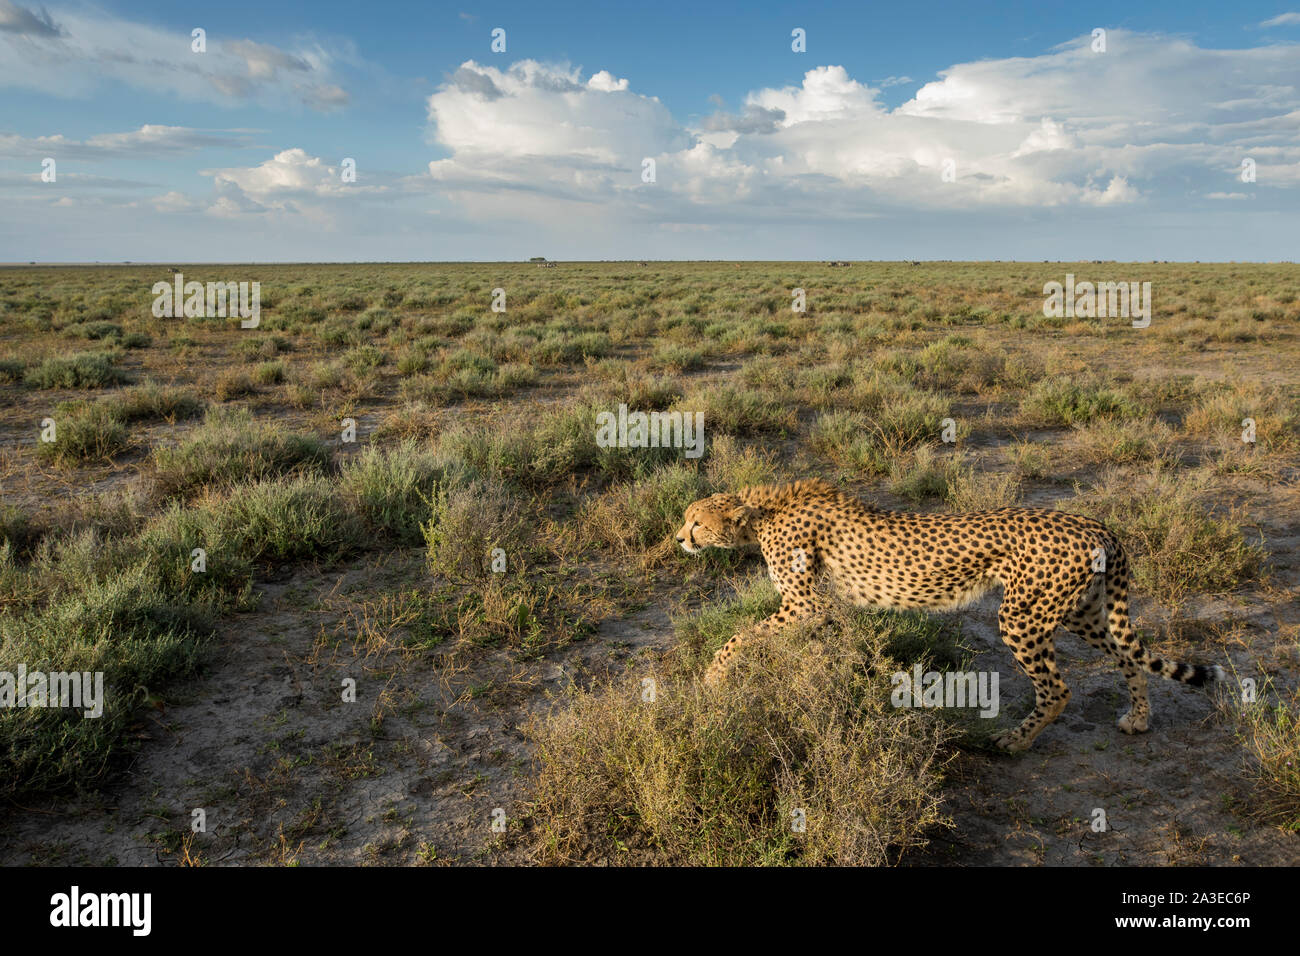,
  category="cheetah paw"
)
[993,732,1030,753]
[1117,711,1149,734]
